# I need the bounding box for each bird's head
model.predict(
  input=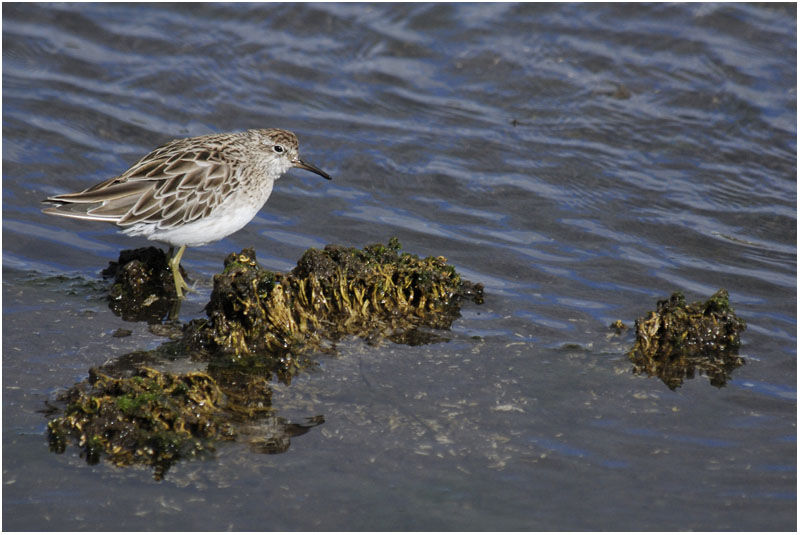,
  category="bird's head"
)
[249,128,331,180]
